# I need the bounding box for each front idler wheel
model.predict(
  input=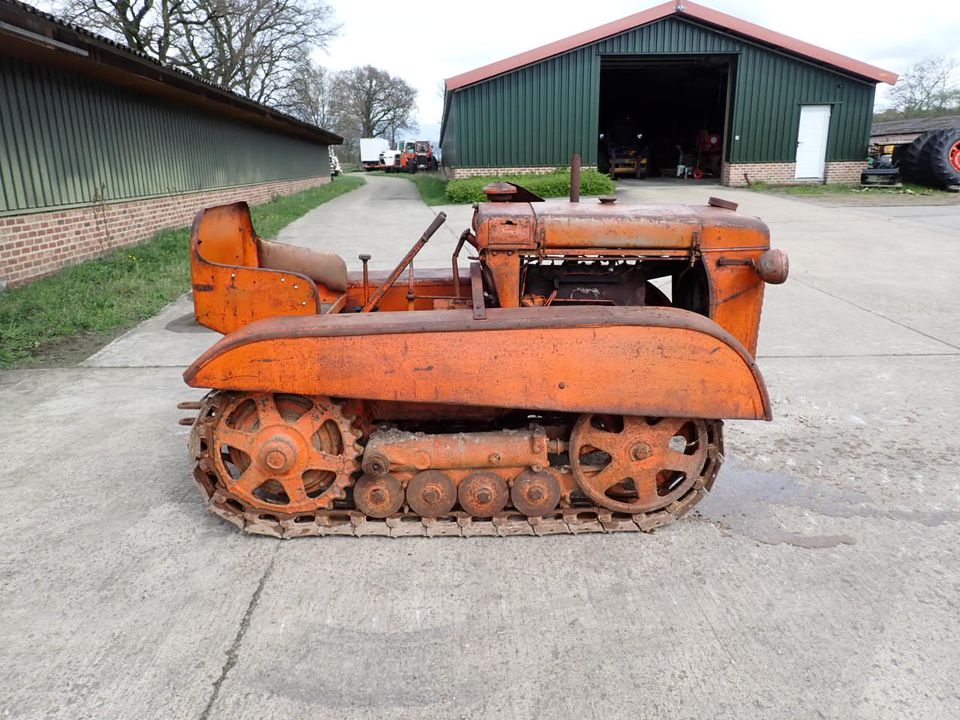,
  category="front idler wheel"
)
[569,415,711,514]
